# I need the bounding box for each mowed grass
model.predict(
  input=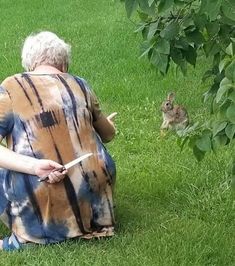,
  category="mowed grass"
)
[0,0,234,265]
